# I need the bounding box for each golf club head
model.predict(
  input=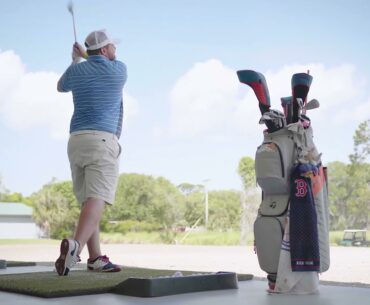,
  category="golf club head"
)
[280,96,291,119]
[291,72,313,123]
[304,99,320,111]
[280,96,291,106]
[236,70,271,115]
[259,109,286,133]
[67,1,74,14]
